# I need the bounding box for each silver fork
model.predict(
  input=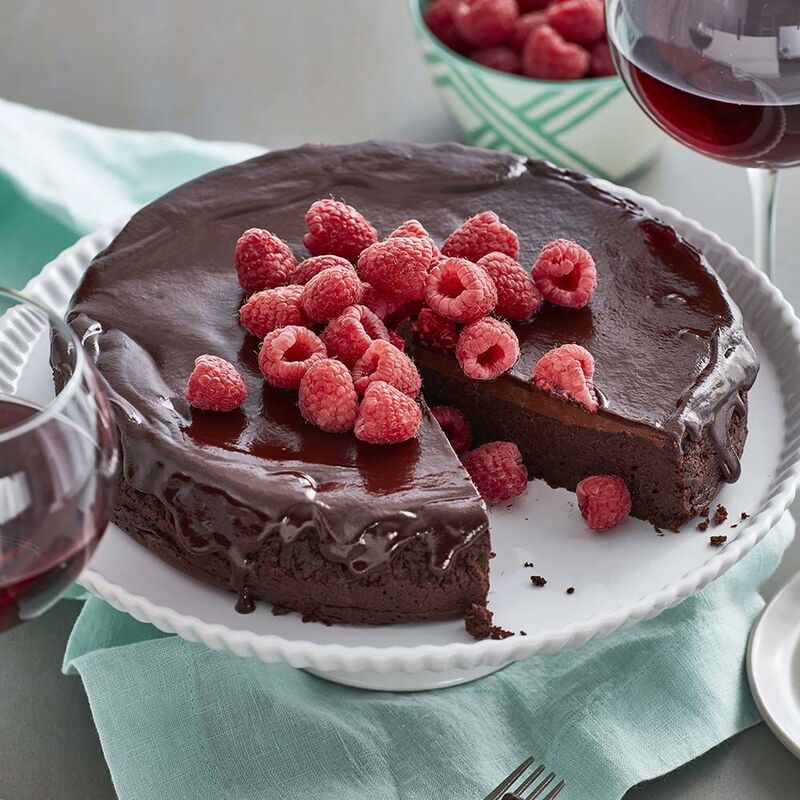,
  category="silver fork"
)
[483,756,566,800]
